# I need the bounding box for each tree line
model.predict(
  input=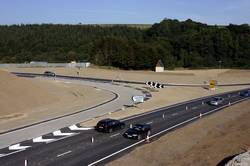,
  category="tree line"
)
[0,19,249,69]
